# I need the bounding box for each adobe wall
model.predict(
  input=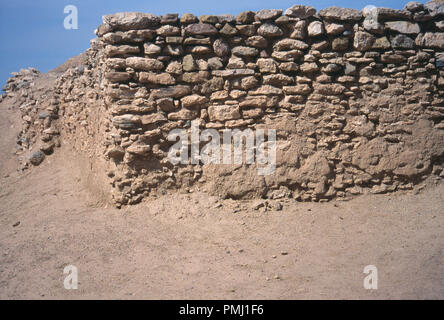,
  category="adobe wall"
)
[10,1,444,207]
